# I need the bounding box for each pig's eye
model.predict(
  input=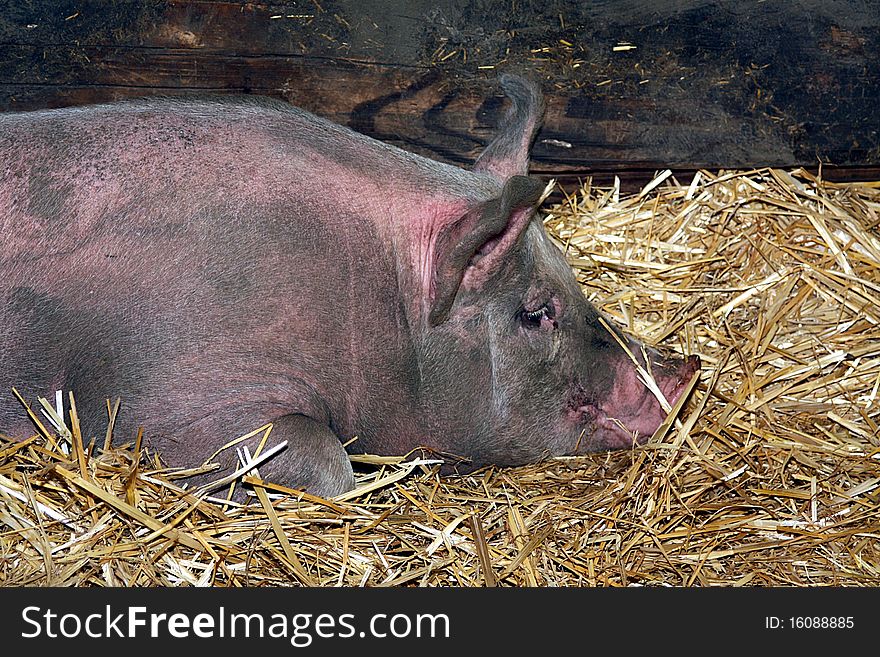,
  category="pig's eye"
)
[520,303,555,330]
